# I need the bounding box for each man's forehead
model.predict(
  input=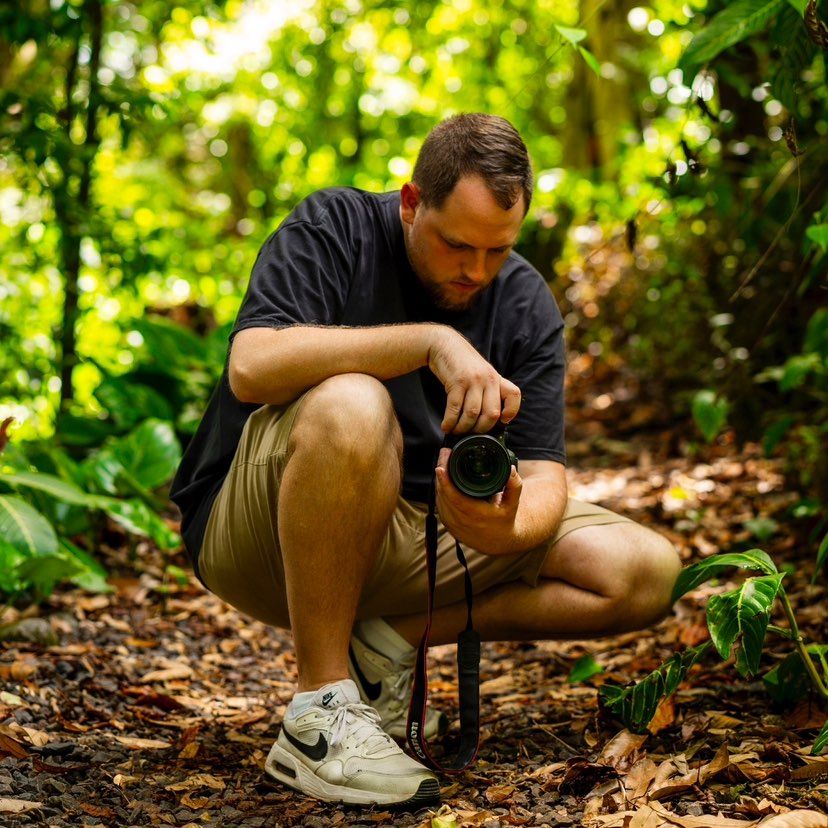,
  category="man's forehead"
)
[428,177,524,245]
